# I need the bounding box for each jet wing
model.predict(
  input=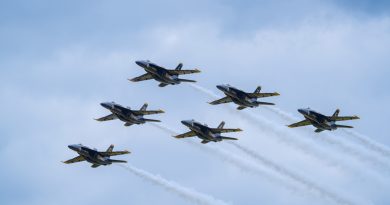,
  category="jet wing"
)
[247,92,280,98]
[132,110,165,115]
[100,150,131,157]
[288,119,312,128]
[209,97,233,105]
[174,131,197,138]
[95,114,118,121]
[332,116,360,121]
[210,128,242,133]
[129,73,154,82]
[63,155,85,164]
[168,69,201,75]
